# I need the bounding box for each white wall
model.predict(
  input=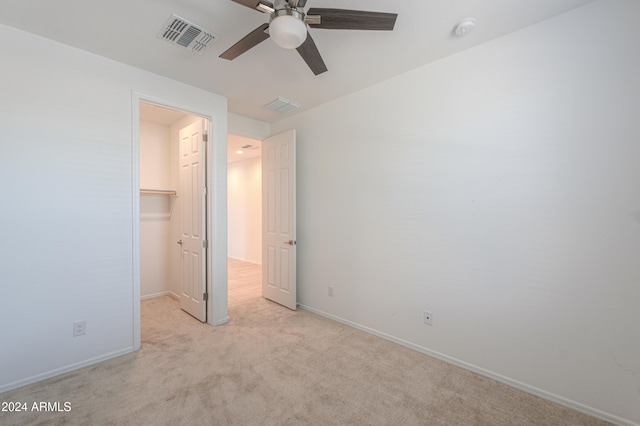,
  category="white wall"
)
[0,23,228,391]
[228,156,262,263]
[272,1,640,424]
[229,113,270,140]
[140,121,171,190]
[140,120,172,298]
[227,114,269,264]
